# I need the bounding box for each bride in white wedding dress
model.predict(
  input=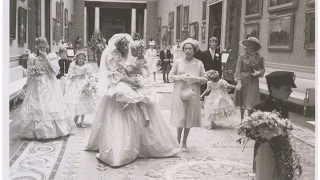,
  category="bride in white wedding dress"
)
[85,33,180,167]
